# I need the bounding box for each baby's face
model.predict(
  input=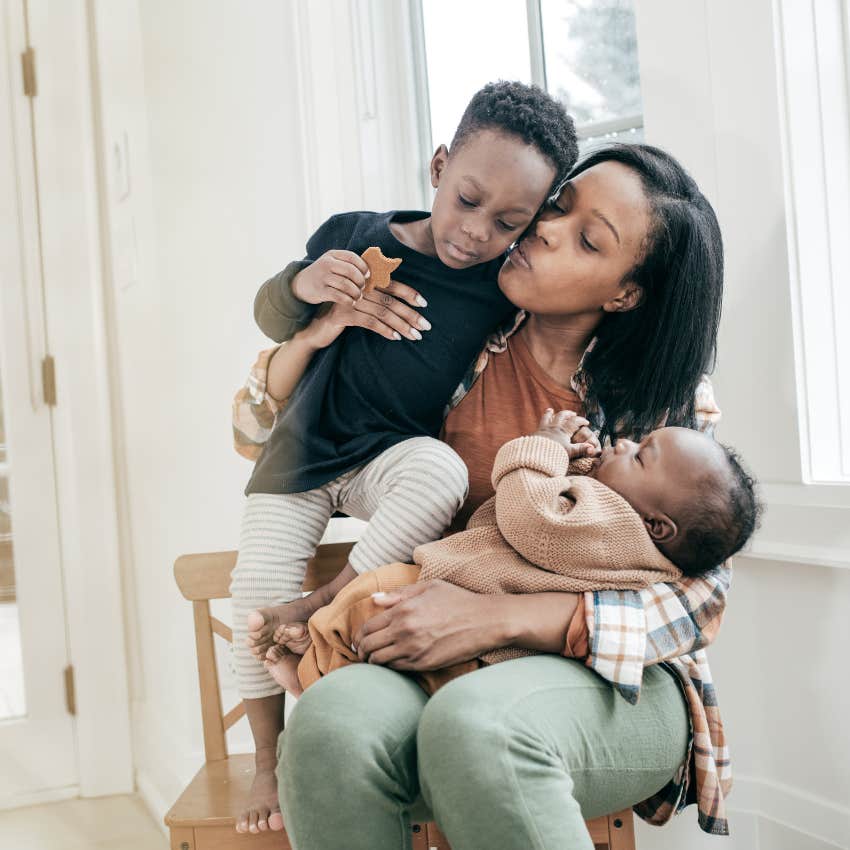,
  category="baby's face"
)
[593,427,727,540]
[428,128,556,269]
